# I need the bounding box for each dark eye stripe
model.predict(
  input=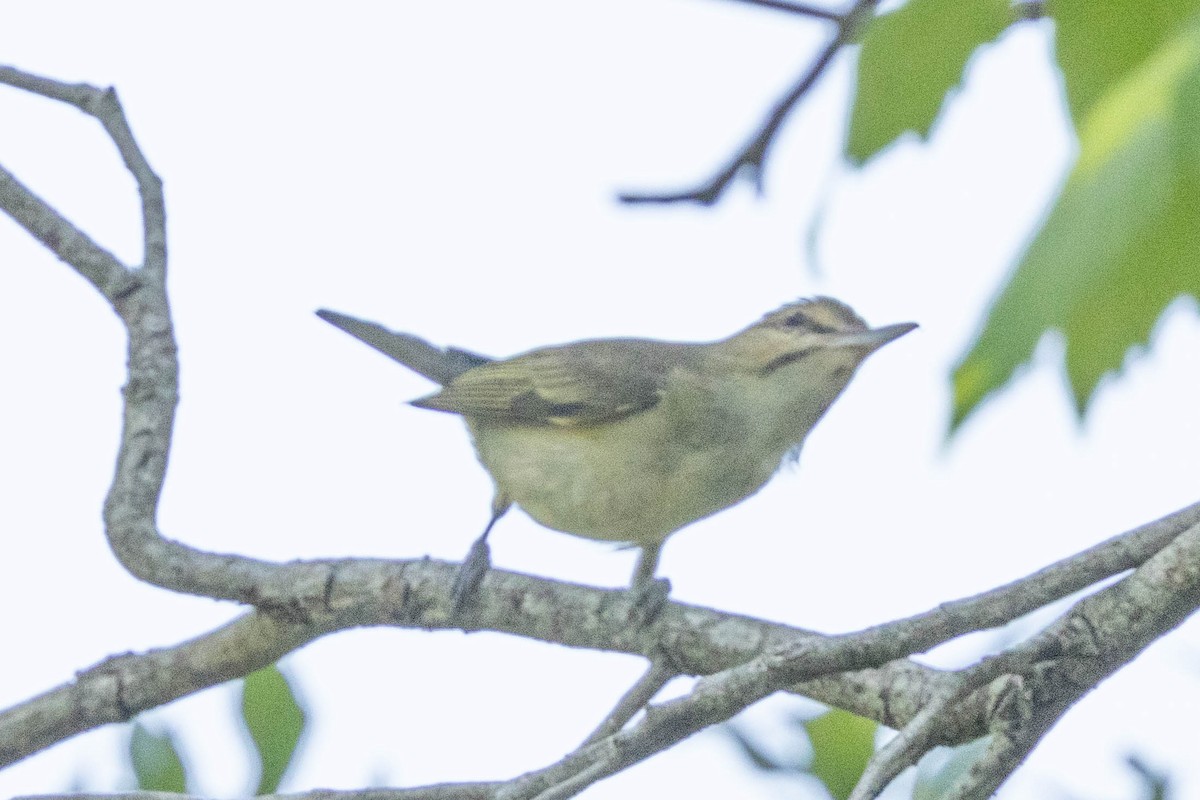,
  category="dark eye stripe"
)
[783,313,836,334]
[763,346,817,373]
